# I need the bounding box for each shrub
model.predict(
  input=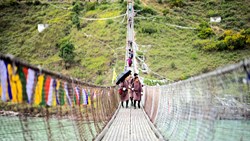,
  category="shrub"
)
[206,0,218,6]
[207,10,219,17]
[241,28,250,45]
[64,25,72,36]
[34,0,41,5]
[72,1,83,14]
[195,40,216,51]
[141,26,157,34]
[58,37,75,68]
[195,29,249,51]
[99,4,109,10]
[202,41,217,51]
[198,27,214,39]
[162,9,169,16]
[199,21,210,28]
[170,0,185,7]
[71,14,80,30]
[133,2,141,10]
[190,52,198,60]
[193,40,204,49]
[7,0,19,6]
[197,22,214,39]
[193,40,207,49]
[141,6,157,15]
[85,2,97,11]
[25,0,33,6]
[134,0,141,5]
[201,67,209,73]
[223,30,234,36]
[215,41,227,50]
[171,62,177,69]
[223,33,245,50]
